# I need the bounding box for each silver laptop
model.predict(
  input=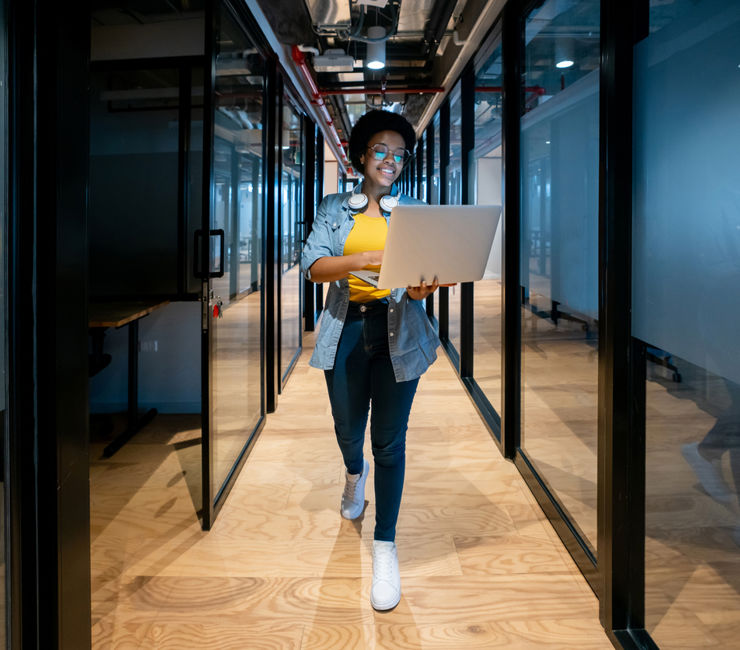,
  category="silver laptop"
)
[350,205,501,290]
